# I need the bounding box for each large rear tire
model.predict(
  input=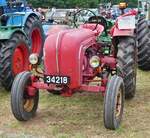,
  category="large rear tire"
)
[0,32,30,90]
[24,15,44,58]
[137,17,150,70]
[11,71,39,121]
[117,37,137,99]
